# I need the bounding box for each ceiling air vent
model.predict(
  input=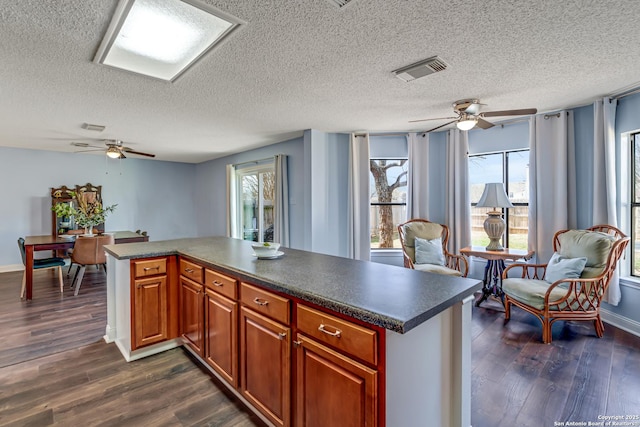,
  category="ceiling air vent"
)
[392,56,448,82]
[327,0,354,8]
[82,123,106,132]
